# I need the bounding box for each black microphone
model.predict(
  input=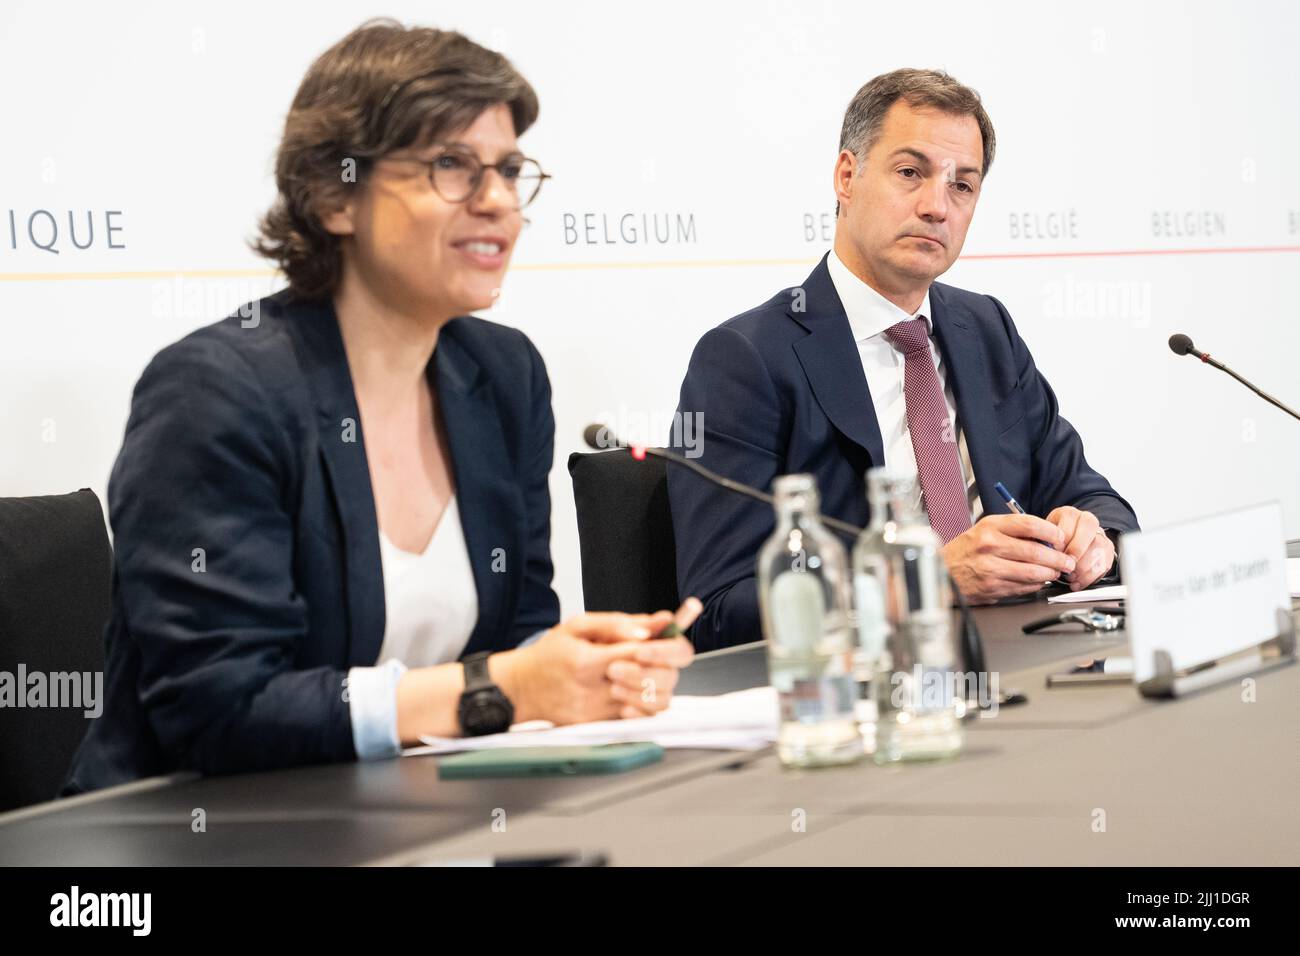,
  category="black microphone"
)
[583,424,1011,705]
[583,423,860,537]
[1168,333,1300,423]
